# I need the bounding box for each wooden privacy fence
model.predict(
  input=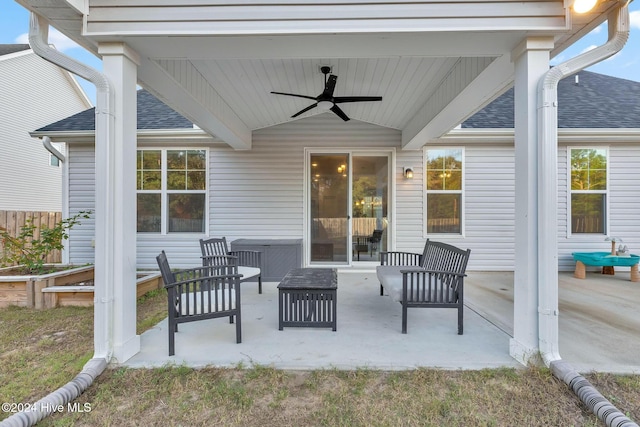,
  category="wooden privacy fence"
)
[572,215,602,234]
[427,218,460,234]
[0,210,63,265]
[314,218,382,238]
